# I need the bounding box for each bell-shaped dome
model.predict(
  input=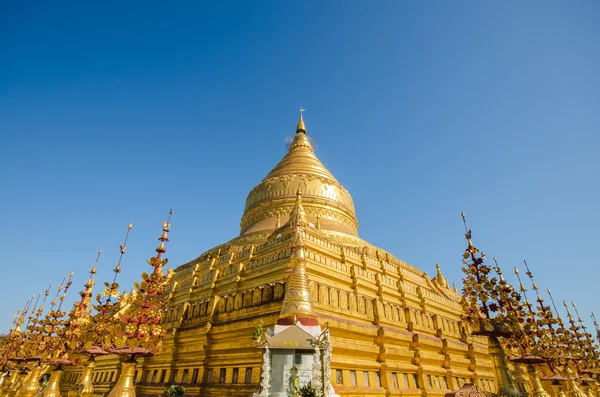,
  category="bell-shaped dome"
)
[240,114,358,236]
